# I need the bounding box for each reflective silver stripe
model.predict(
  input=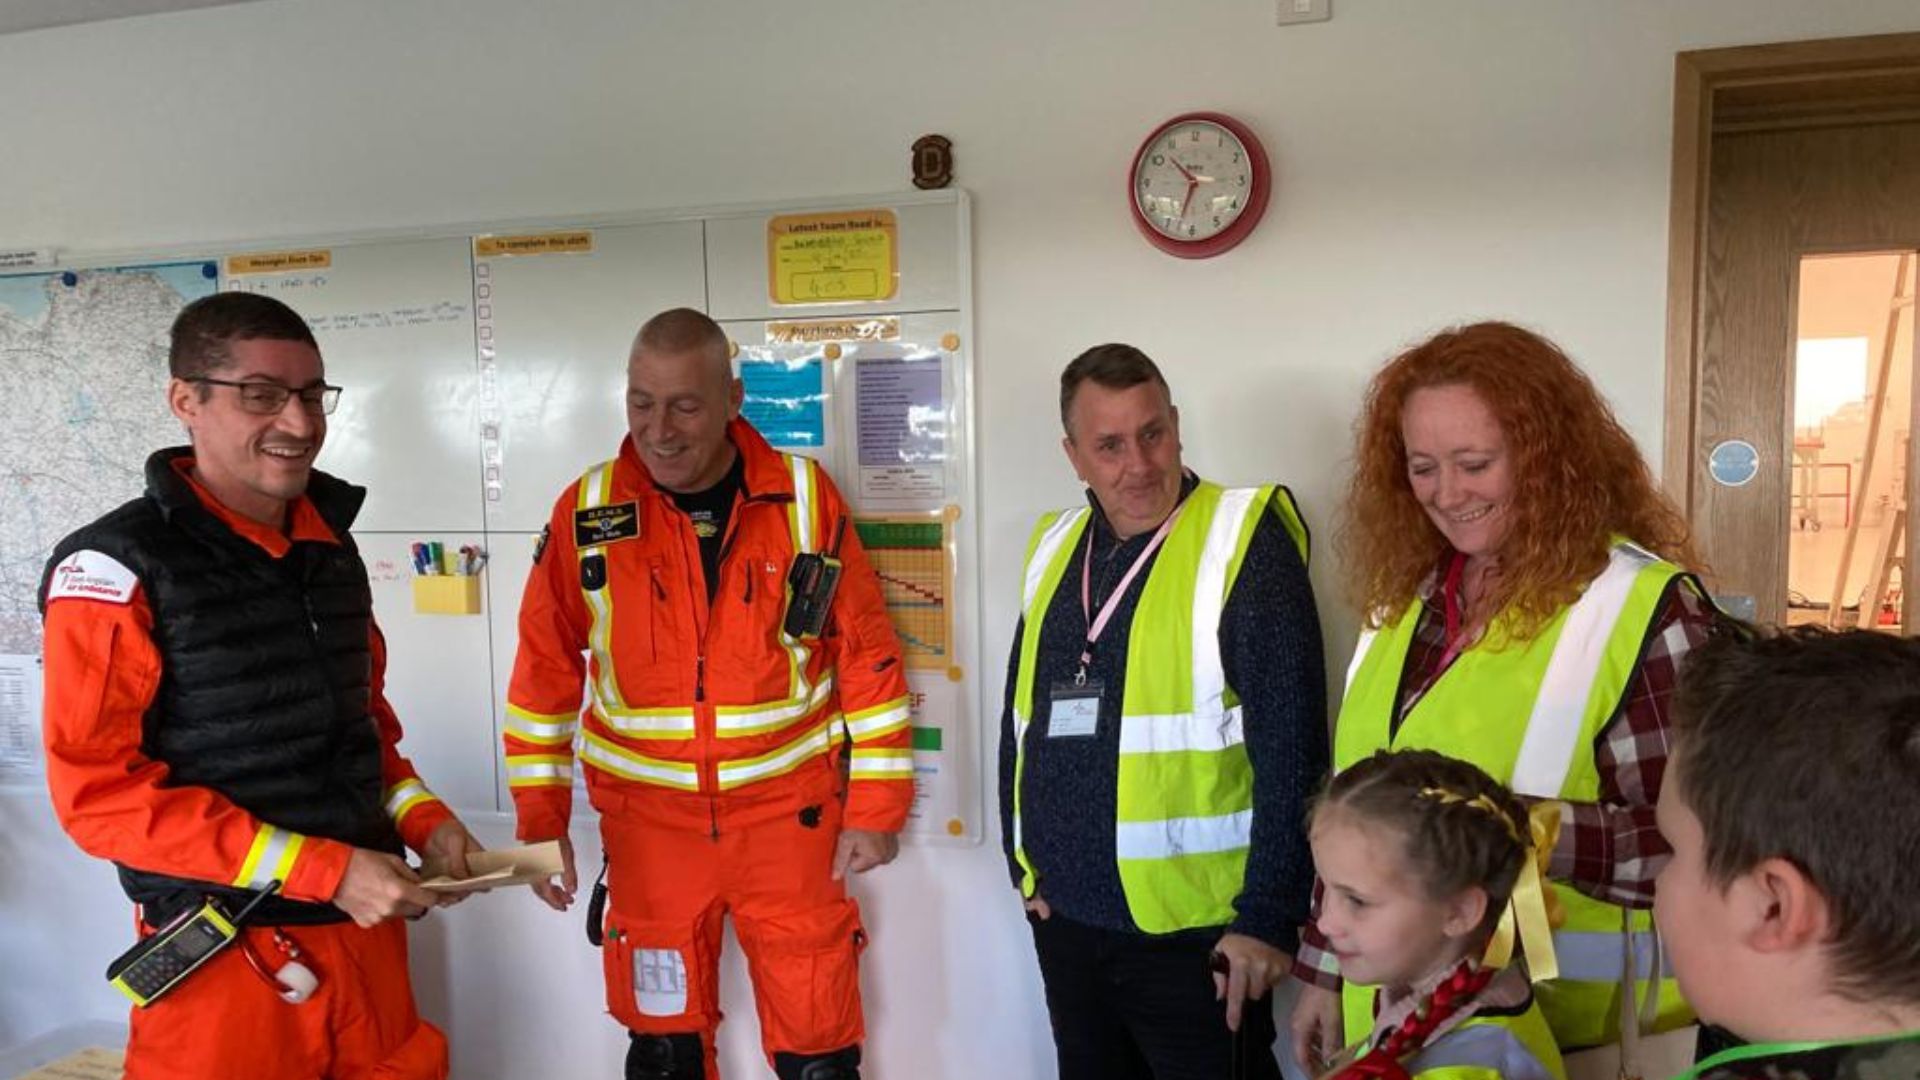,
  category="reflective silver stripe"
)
[716,720,835,788]
[1117,706,1244,754]
[235,826,301,889]
[383,778,434,817]
[1552,927,1663,982]
[1010,711,1029,856]
[1188,487,1258,723]
[1345,627,1379,694]
[1114,810,1252,859]
[577,734,697,790]
[849,748,913,776]
[504,706,577,745]
[597,706,697,737]
[506,757,573,783]
[1510,543,1653,797]
[714,677,834,736]
[1023,509,1088,612]
[575,461,640,723]
[789,455,817,553]
[843,698,910,741]
[1406,1023,1555,1080]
